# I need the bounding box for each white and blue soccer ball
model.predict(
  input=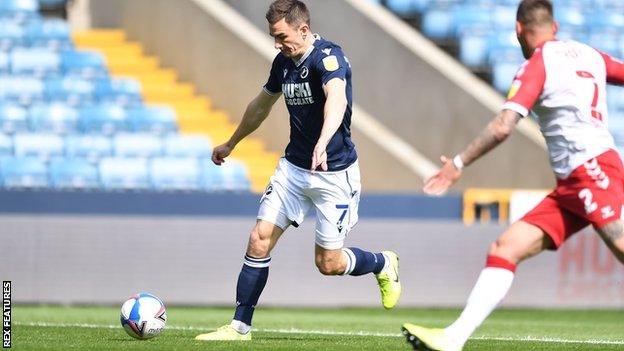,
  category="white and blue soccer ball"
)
[120,292,167,340]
